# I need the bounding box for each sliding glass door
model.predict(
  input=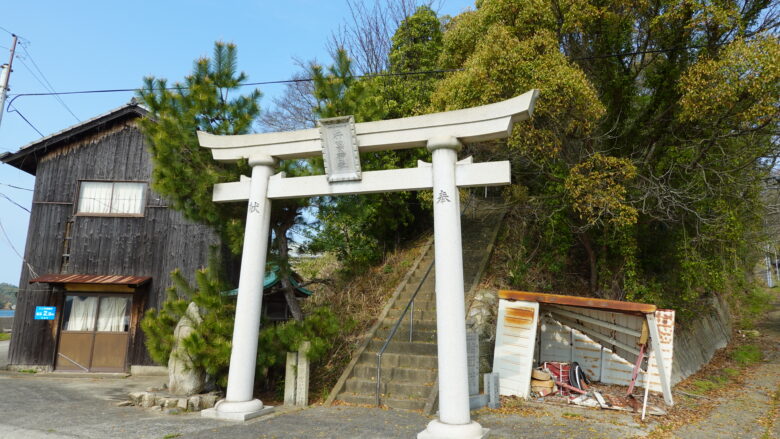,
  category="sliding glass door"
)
[56,294,131,372]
